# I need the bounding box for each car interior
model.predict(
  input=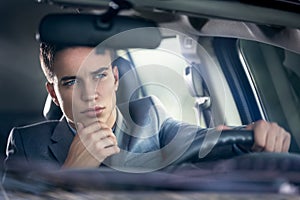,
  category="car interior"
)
[1,0,300,197]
